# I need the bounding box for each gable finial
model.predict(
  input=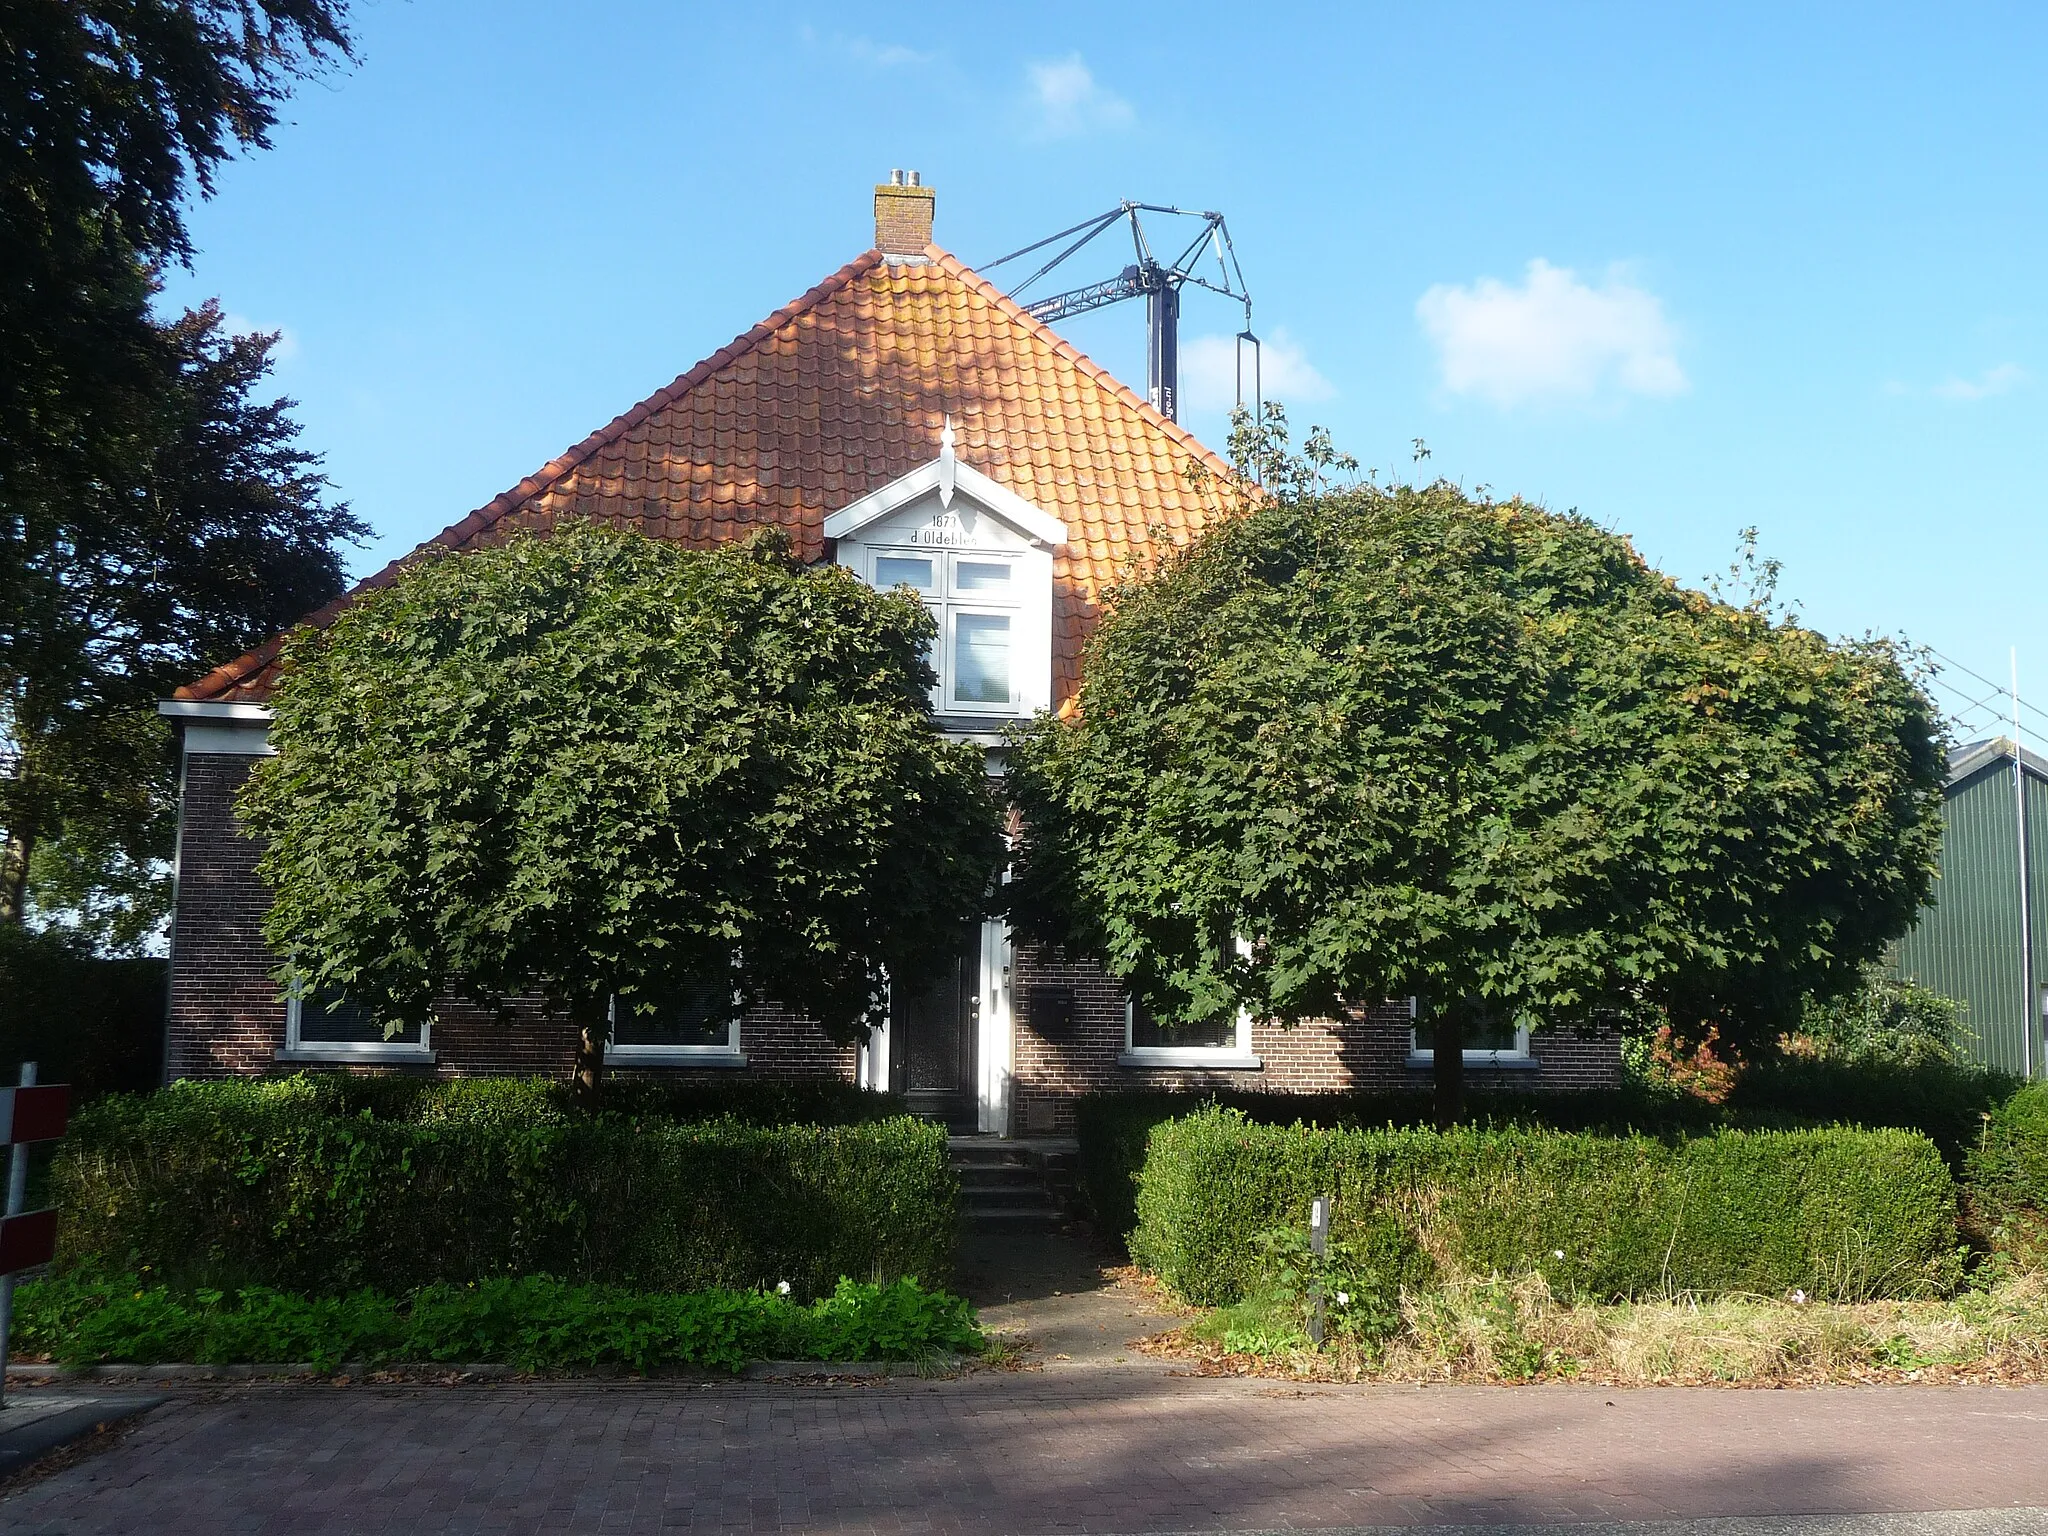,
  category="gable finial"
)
[939,415,957,509]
